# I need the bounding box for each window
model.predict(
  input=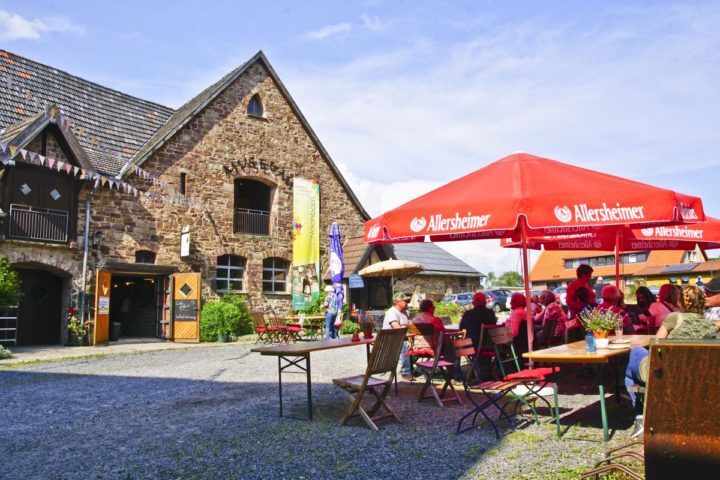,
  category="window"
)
[234,178,272,235]
[135,250,156,264]
[216,255,246,293]
[180,172,187,195]
[247,94,263,117]
[263,257,288,292]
